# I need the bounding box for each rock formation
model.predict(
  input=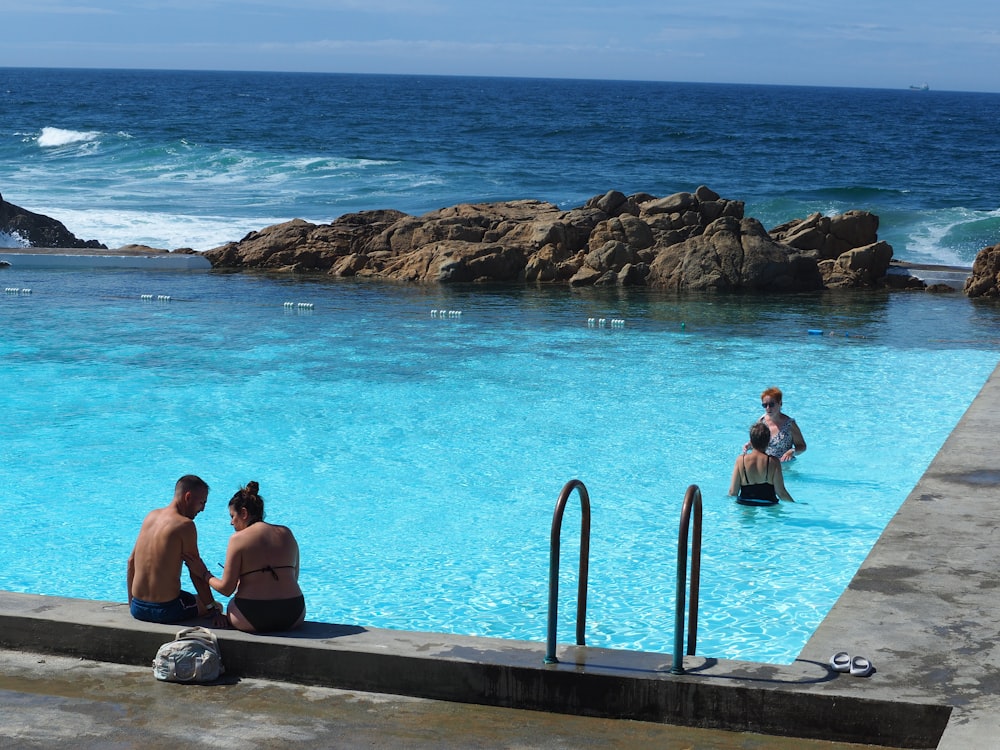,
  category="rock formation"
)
[0,193,106,249]
[11,185,958,292]
[769,210,880,260]
[204,187,899,292]
[642,216,825,292]
[964,243,1000,297]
